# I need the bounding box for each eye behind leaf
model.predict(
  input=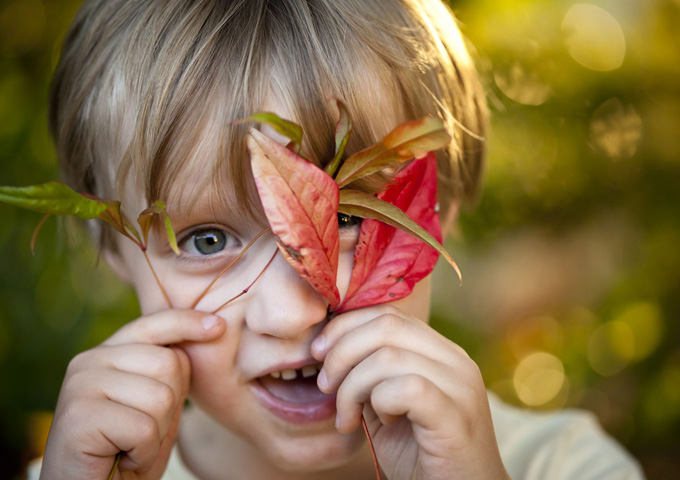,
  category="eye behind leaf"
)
[338,212,361,229]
